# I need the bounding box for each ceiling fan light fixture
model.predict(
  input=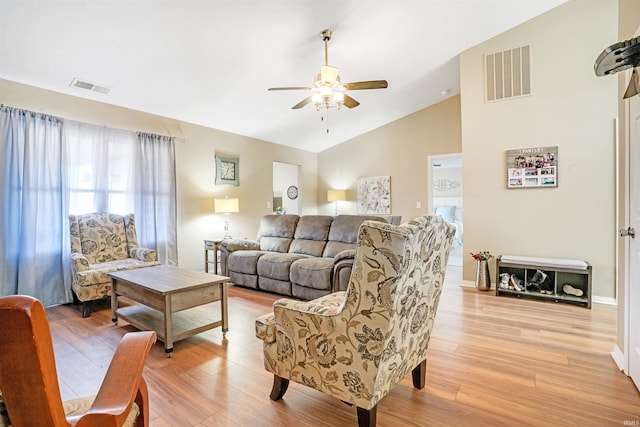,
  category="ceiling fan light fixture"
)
[320,86,333,98]
[320,65,339,85]
[332,91,344,107]
[268,29,387,113]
